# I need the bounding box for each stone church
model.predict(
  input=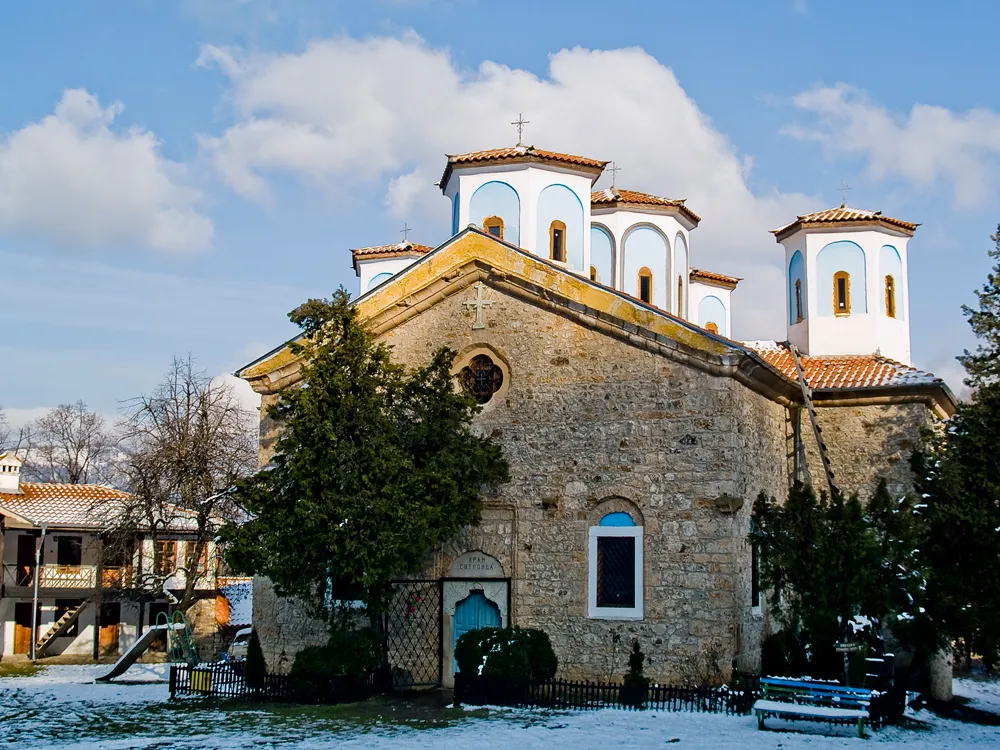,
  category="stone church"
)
[237,143,955,685]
